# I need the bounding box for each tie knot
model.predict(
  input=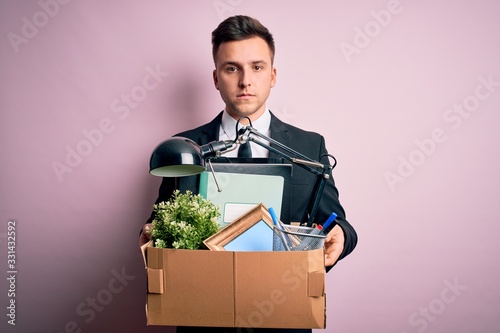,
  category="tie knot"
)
[237,141,252,158]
